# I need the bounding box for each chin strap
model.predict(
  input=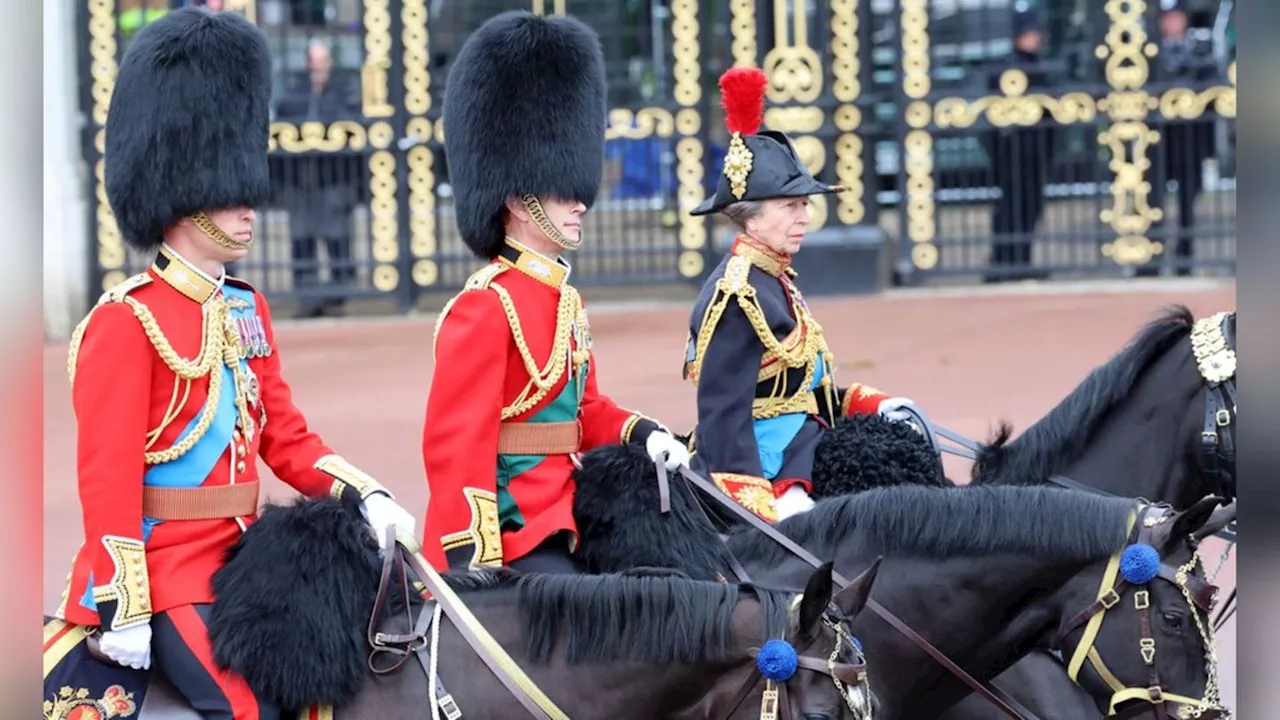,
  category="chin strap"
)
[520,195,581,251]
[189,211,252,251]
